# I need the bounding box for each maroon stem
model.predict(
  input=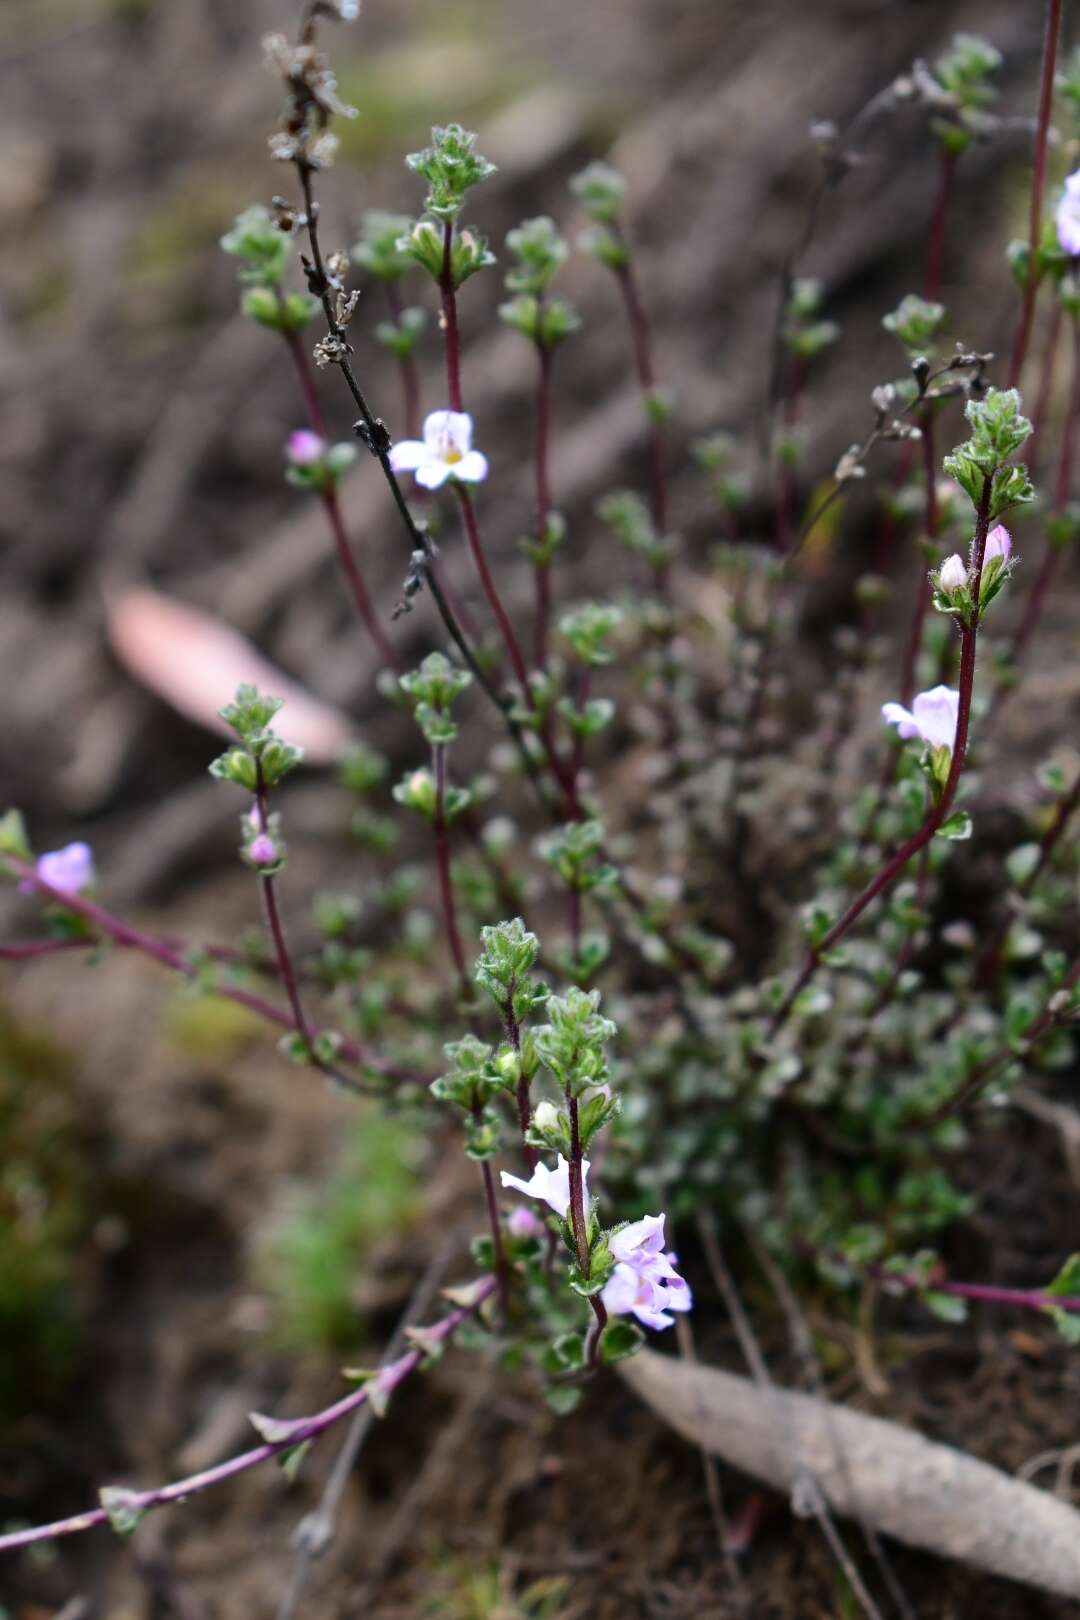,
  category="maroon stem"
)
[0,1277,496,1556]
[533,336,554,669]
[566,1092,608,1360]
[771,474,995,1034]
[1012,317,1080,662]
[898,410,939,707]
[813,1245,1080,1319]
[472,1119,510,1317]
[432,741,470,999]
[385,281,421,438]
[975,768,1080,986]
[254,778,313,1053]
[282,326,328,438]
[612,256,669,539]
[922,147,956,302]
[503,998,537,1169]
[869,840,930,1017]
[439,222,464,413]
[1007,0,1063,388]
[281,316,399,672]
[4,858,416,1087]
[566,1093,591,1277]
[322,487,401,671]
[922,951,1080,1123]
[454,486,529,691]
